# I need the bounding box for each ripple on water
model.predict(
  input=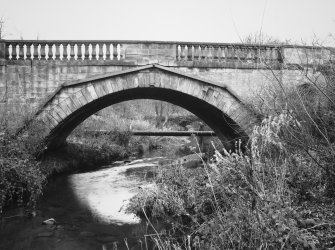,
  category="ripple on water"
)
[68,158,160,225]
